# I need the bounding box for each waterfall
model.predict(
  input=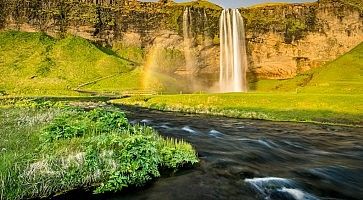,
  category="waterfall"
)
[203,9,210,46]
[219,9,248,92]
[183,7,195,74]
